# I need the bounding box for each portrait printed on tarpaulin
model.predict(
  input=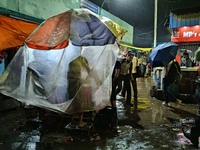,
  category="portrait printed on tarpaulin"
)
[172,28,180,38]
